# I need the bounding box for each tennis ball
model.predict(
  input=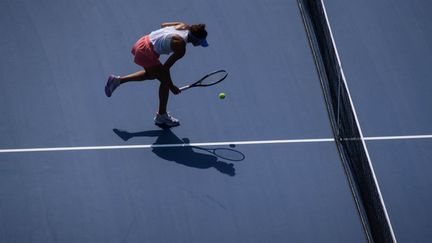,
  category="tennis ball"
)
[219,92,226,99]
